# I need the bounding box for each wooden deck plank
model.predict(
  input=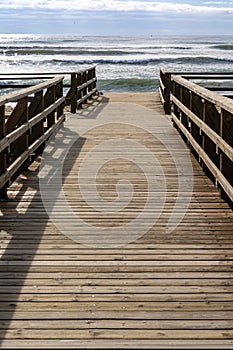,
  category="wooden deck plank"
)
[1,329,233,339]
[1,293,233,302]
[1,339,233,349]
[1,319,233,330]
[0,92,232,348]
